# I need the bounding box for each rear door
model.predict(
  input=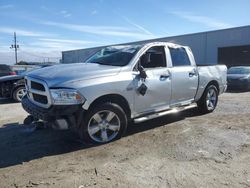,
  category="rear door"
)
[168,47,198,106]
